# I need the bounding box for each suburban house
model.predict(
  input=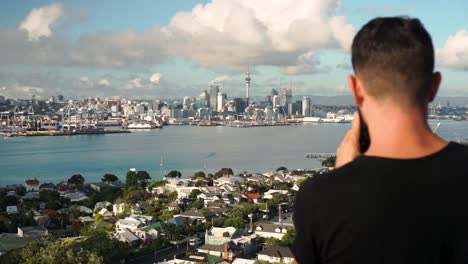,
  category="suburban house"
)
[255,223,292,239]
[214,176,244,186]
[115,215,155,246]
[96,208,113,220]
[174,209,216,223]
[242,193,262,204]
[115,228,141,247]
[197,227,257,261]
[6,206,18,215]
[17,226,48,238]
[257,246,295,264]
[94,201,112,212]
[25,178,40,192]
[113,203,126,215]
